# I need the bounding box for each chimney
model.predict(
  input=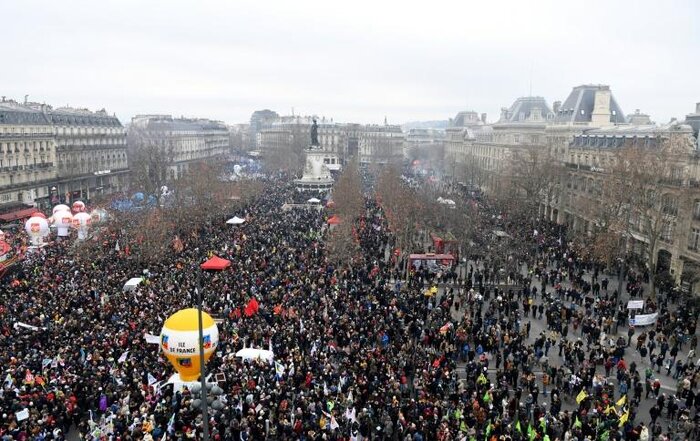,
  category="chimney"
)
[480,113,487,123]
[553,101,561,114]
[696,102,700,114]
[591,86,612,126]
[500,107,509,121]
